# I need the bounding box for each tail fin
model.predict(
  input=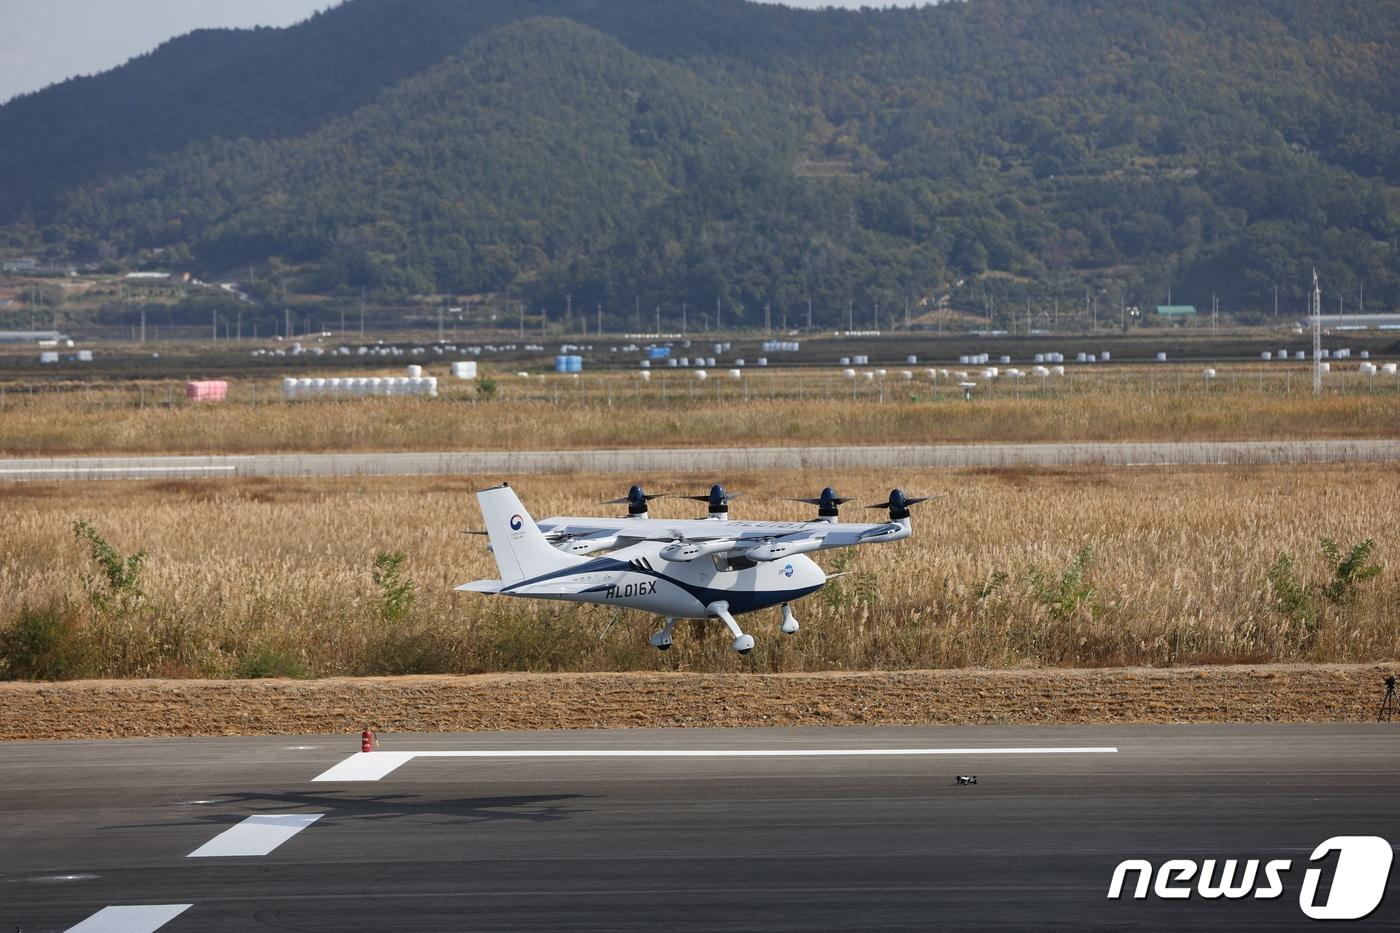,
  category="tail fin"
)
[477,484,583,582]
